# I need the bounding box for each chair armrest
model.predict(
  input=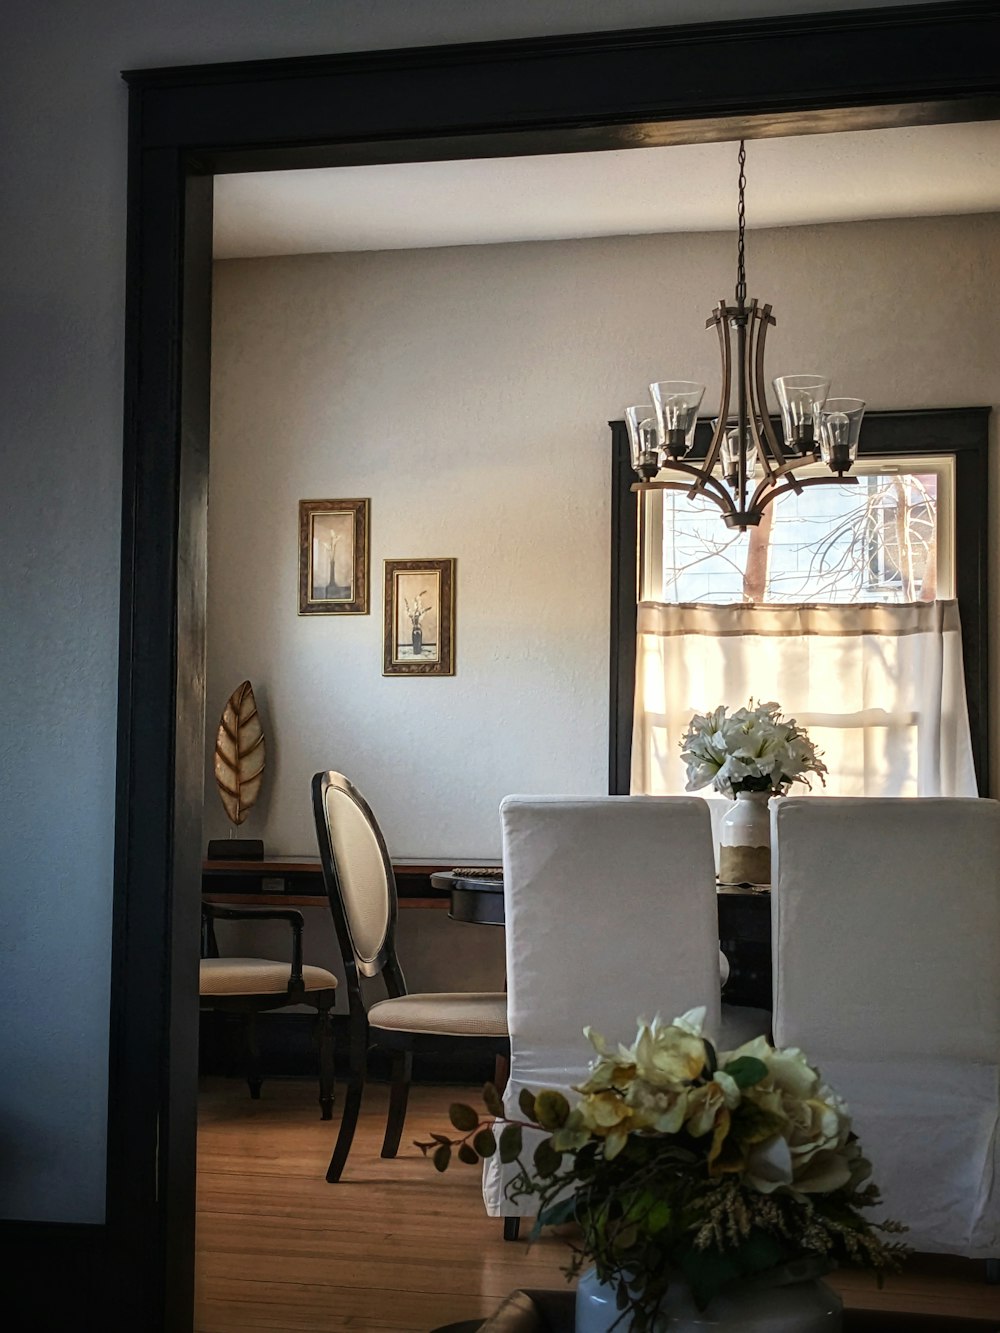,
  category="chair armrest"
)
[200,904,305,986]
